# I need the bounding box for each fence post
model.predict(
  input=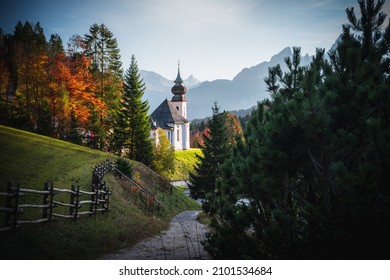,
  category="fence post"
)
[90,182,95,217]
[74,185,80,221]
[94,186,99,217]
[12,183,20,232]
[104,186,110,214]
[100,181,105,213]
[48,182,54,225]
[69,185,75,217]
[42,182,49,223]
[100,180,105,199]
[91,170,95,188]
